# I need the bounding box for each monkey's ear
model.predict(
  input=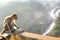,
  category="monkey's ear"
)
[12,13,17,17]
